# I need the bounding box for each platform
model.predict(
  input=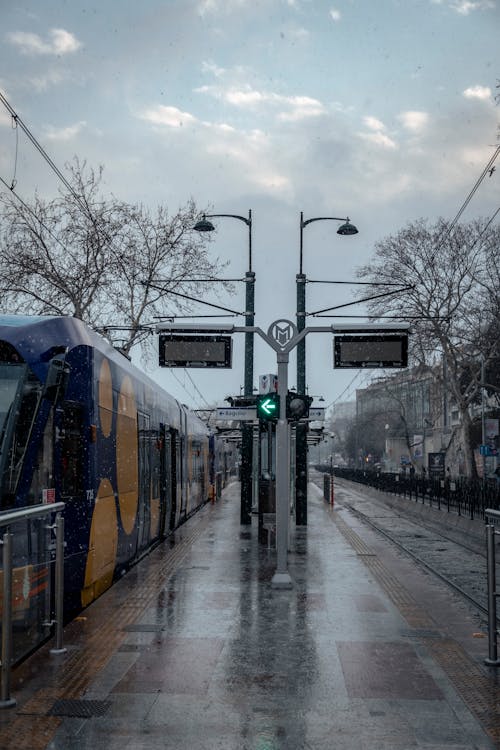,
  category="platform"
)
[1,479,499,749]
